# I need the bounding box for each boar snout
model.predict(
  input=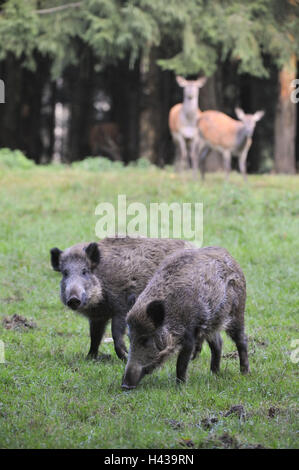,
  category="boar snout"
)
[67,296,81,310]
[66,292,87,311]
[122,363,145,390]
